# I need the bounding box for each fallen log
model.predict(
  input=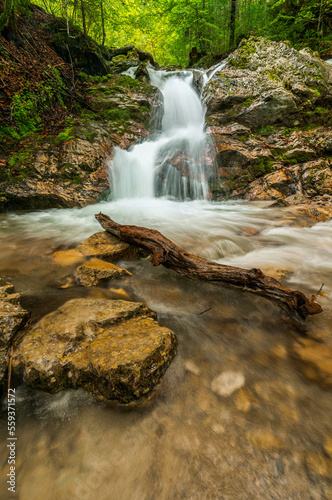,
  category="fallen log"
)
[95,212,322,320]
